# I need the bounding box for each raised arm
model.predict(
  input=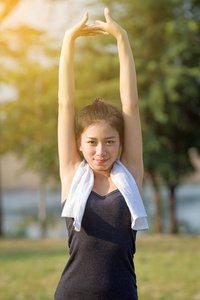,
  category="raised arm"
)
[117,24,143,187]
[58,30,79,181]
[94,8,143,190]
[58,13,94,201]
